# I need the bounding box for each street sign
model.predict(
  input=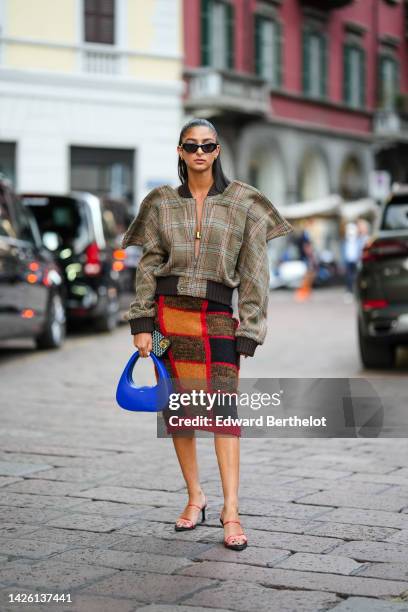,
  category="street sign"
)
[369,170,391,202]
